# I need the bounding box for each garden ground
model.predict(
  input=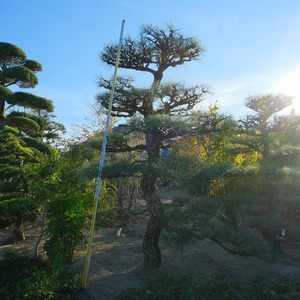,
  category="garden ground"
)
[1,188,300,299]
